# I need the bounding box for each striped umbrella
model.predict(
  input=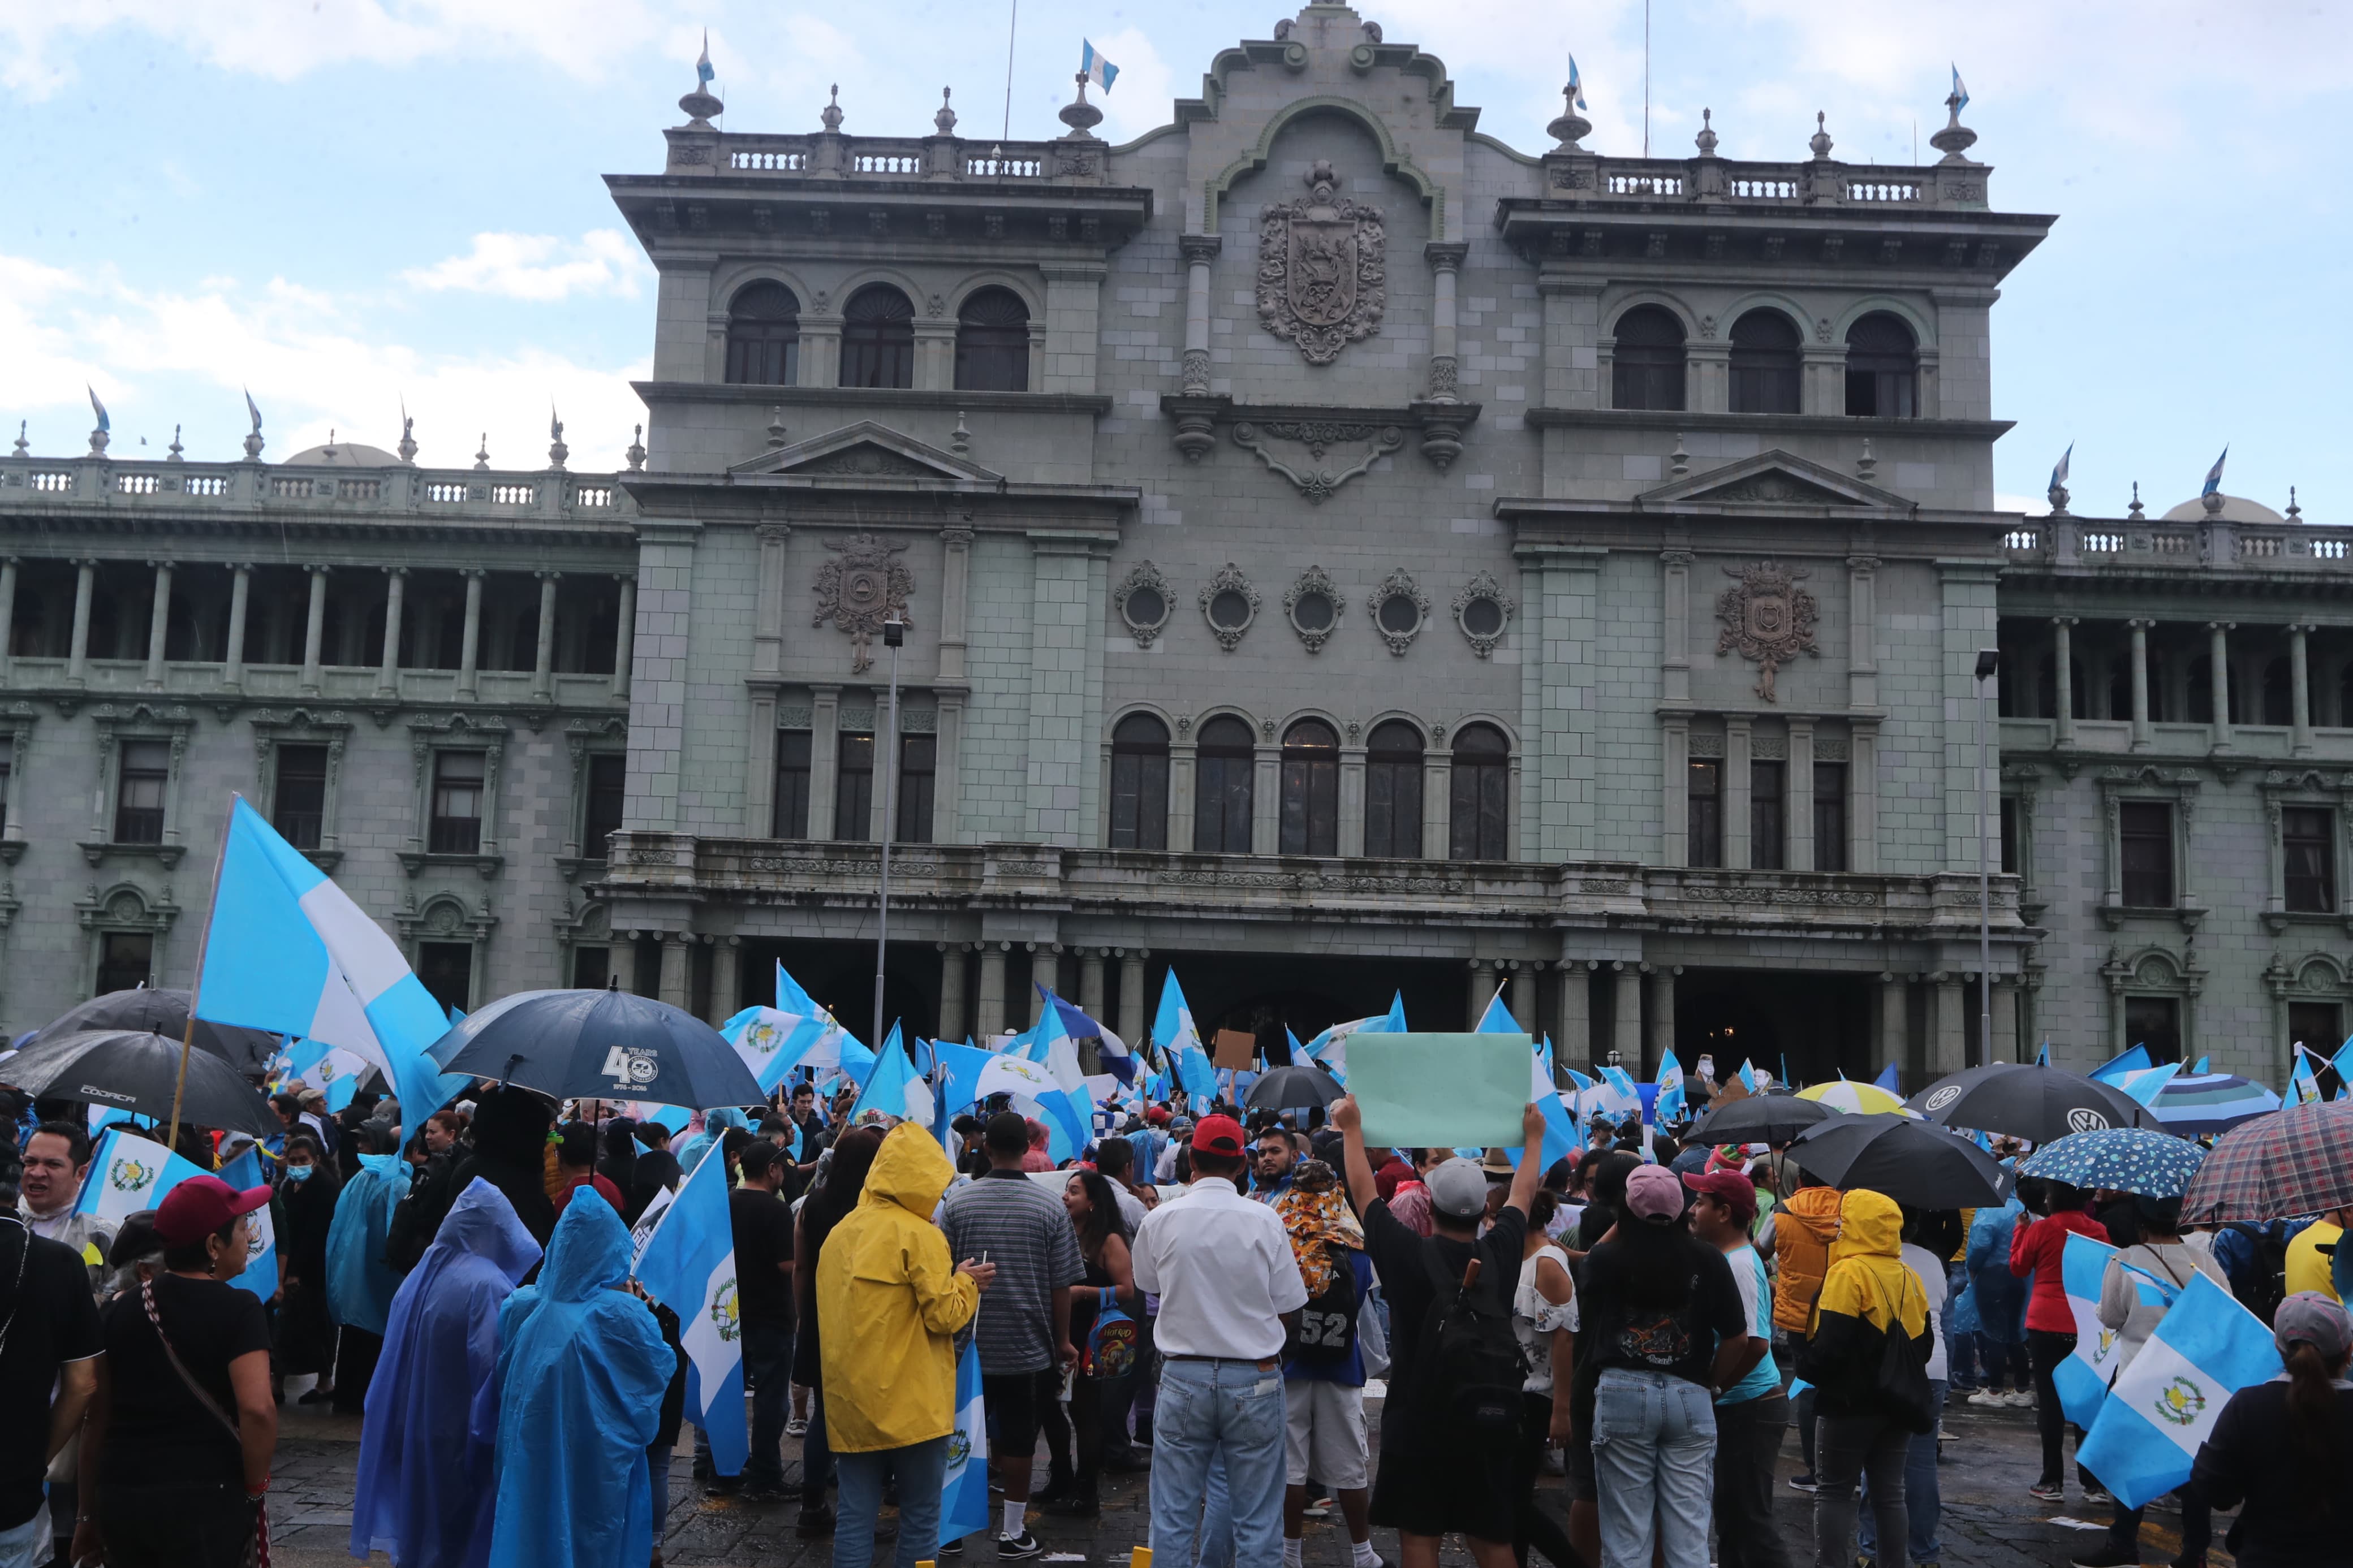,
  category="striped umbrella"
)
[2148,1071,2281,1137]
[1795,1079,1907,1116]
